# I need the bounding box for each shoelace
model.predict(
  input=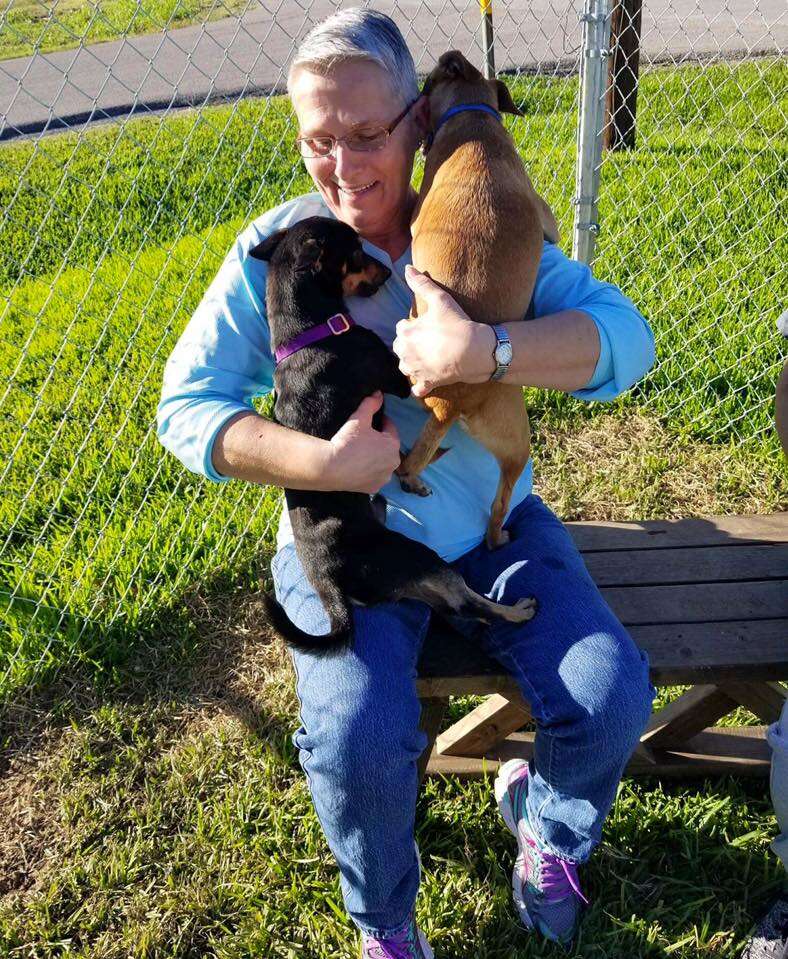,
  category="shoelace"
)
[533,843,590,907]
[365,921,420,959]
